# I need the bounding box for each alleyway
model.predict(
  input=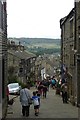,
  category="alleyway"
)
[6,87,78,118]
